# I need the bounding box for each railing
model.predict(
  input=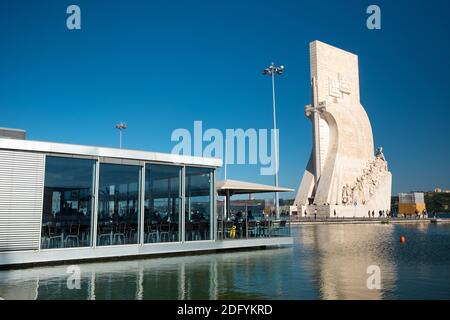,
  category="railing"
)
[216,217,290,241]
